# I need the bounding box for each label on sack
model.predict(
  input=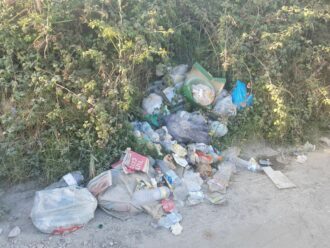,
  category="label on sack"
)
[122,149,149,174]
[63,173,77,186]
